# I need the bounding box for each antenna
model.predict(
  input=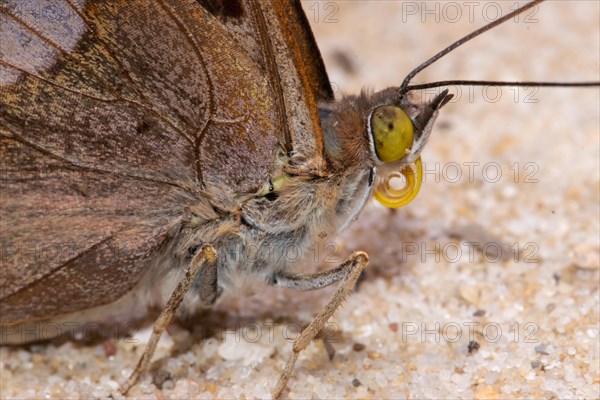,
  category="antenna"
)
[397,0,599,101]
[407,81,600,91]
